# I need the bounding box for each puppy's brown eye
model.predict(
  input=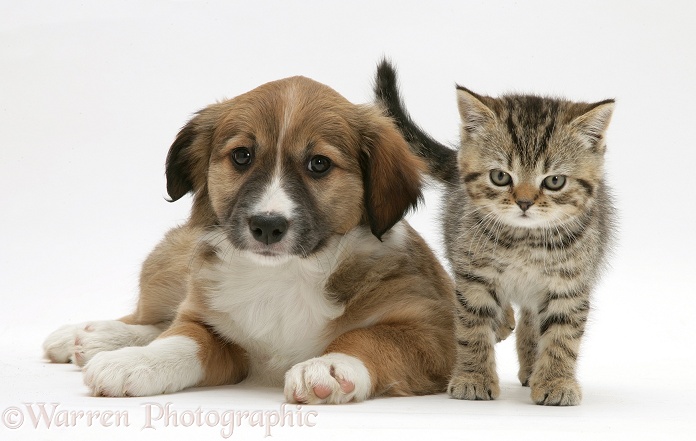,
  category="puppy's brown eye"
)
[230,147,252,168]
[308,155,332,176]
[490,169,512,186]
